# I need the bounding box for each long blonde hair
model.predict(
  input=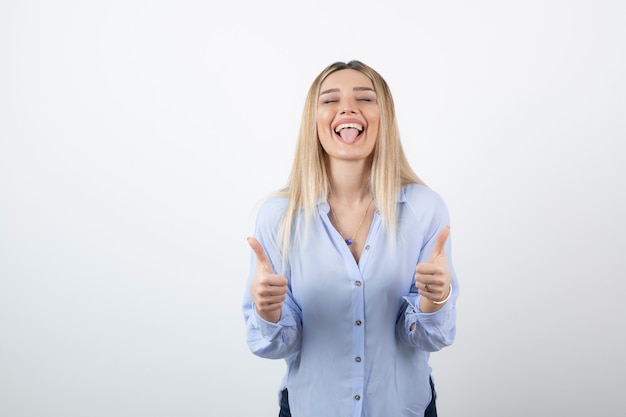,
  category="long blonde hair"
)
[275,60,424,260]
